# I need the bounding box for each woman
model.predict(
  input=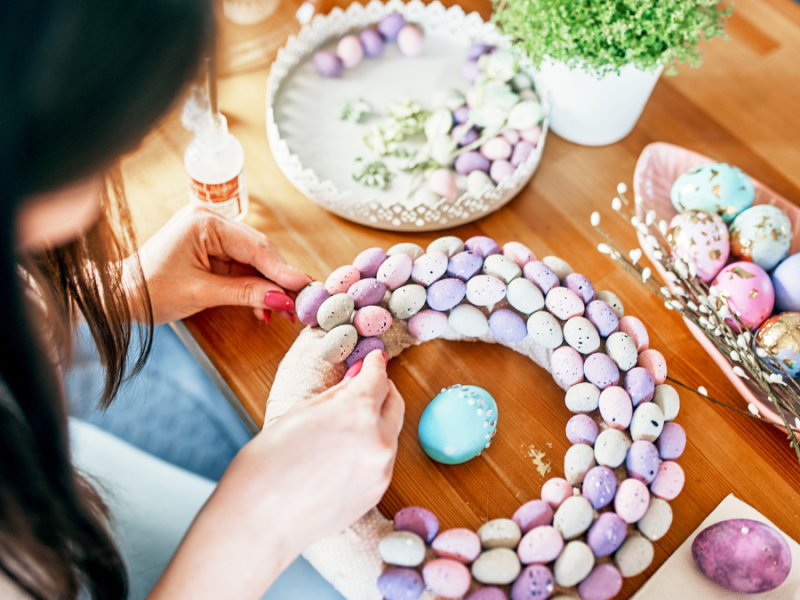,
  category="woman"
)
[0,1,404,599]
